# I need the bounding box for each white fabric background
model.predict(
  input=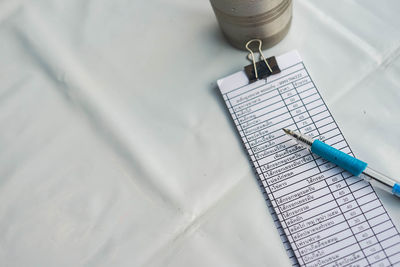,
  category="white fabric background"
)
[1,0,400,266]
